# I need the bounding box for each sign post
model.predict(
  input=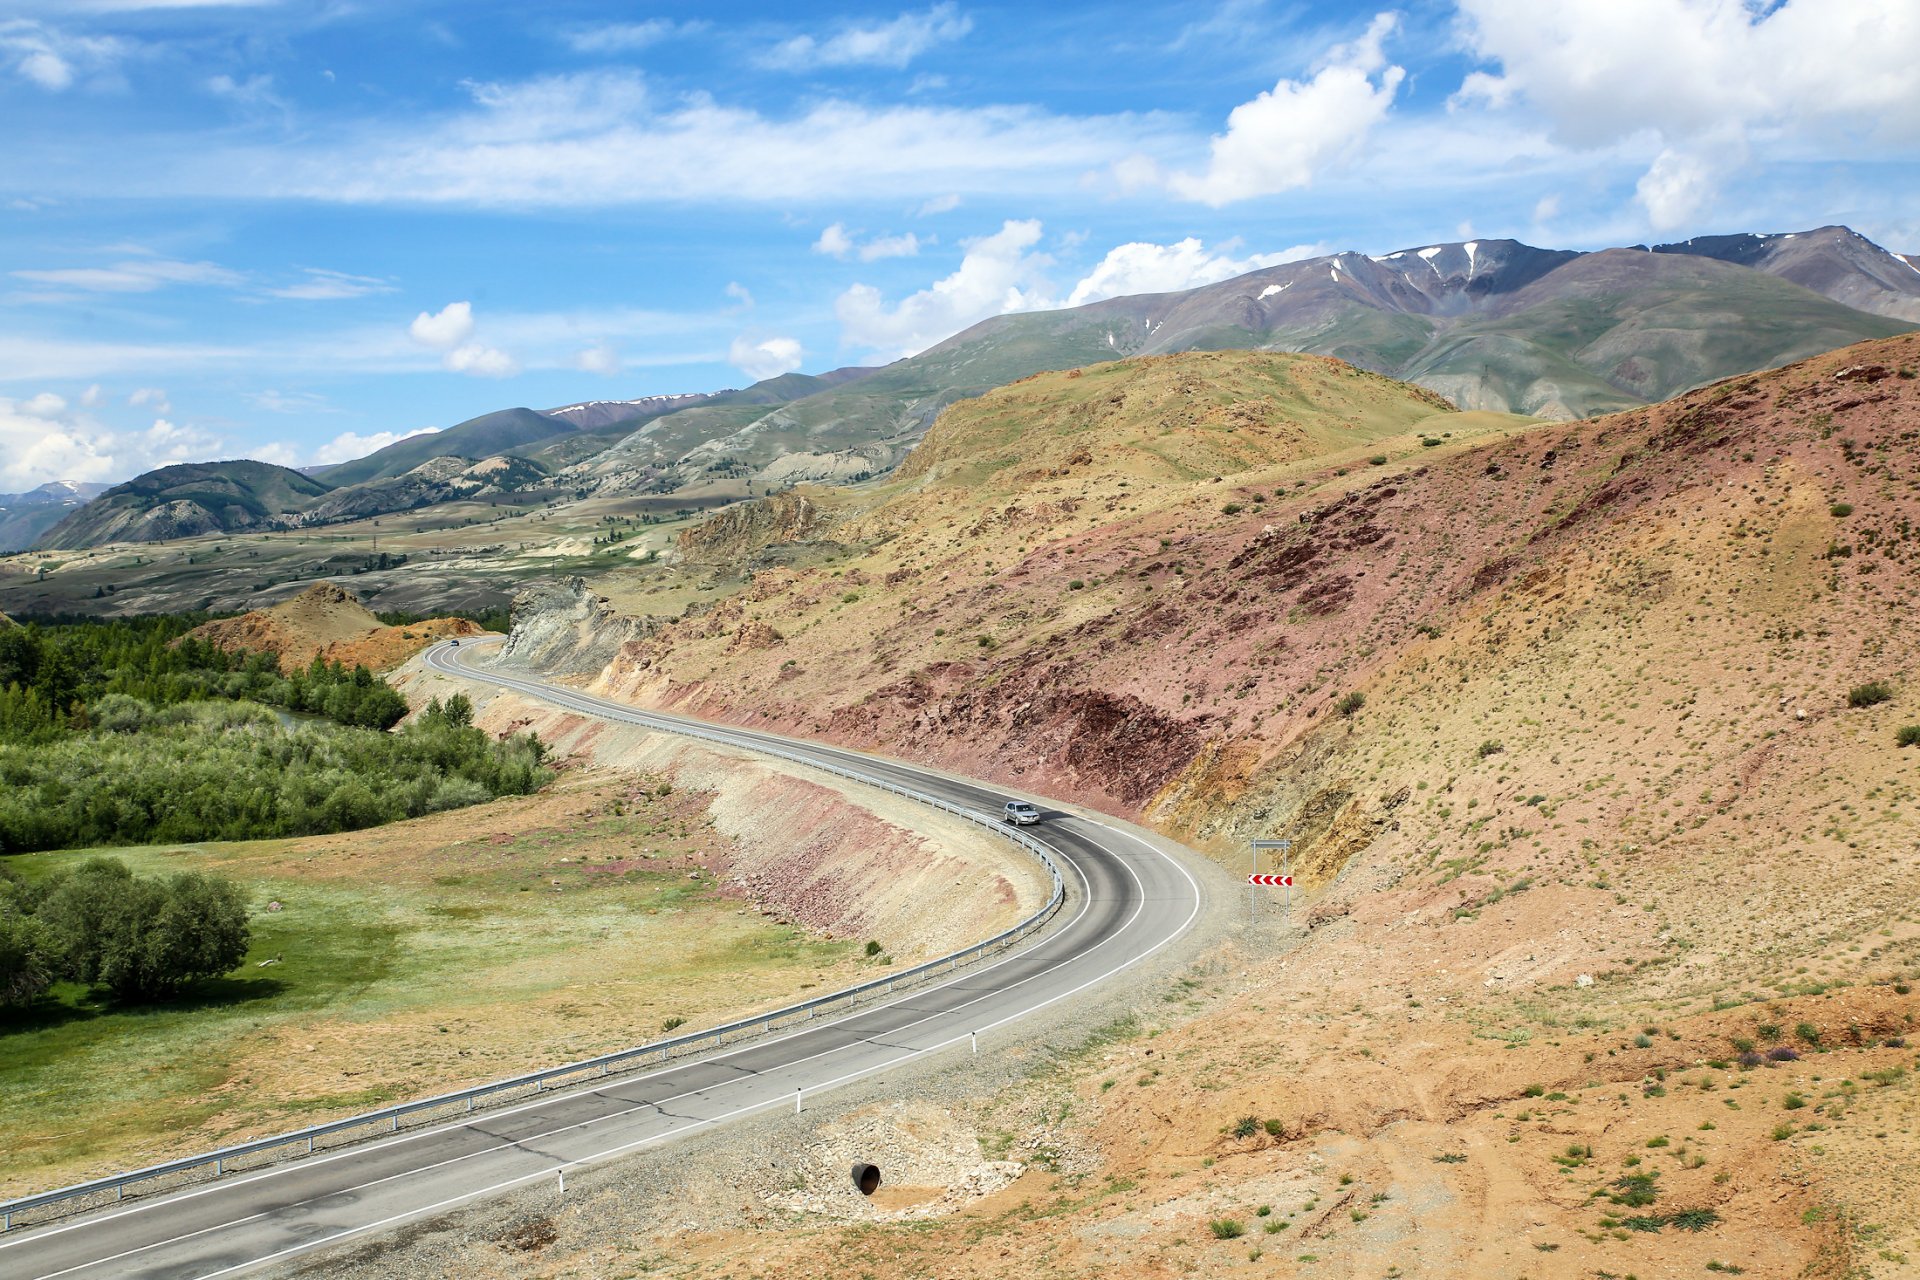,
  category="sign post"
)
[1250,839,1292,926]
